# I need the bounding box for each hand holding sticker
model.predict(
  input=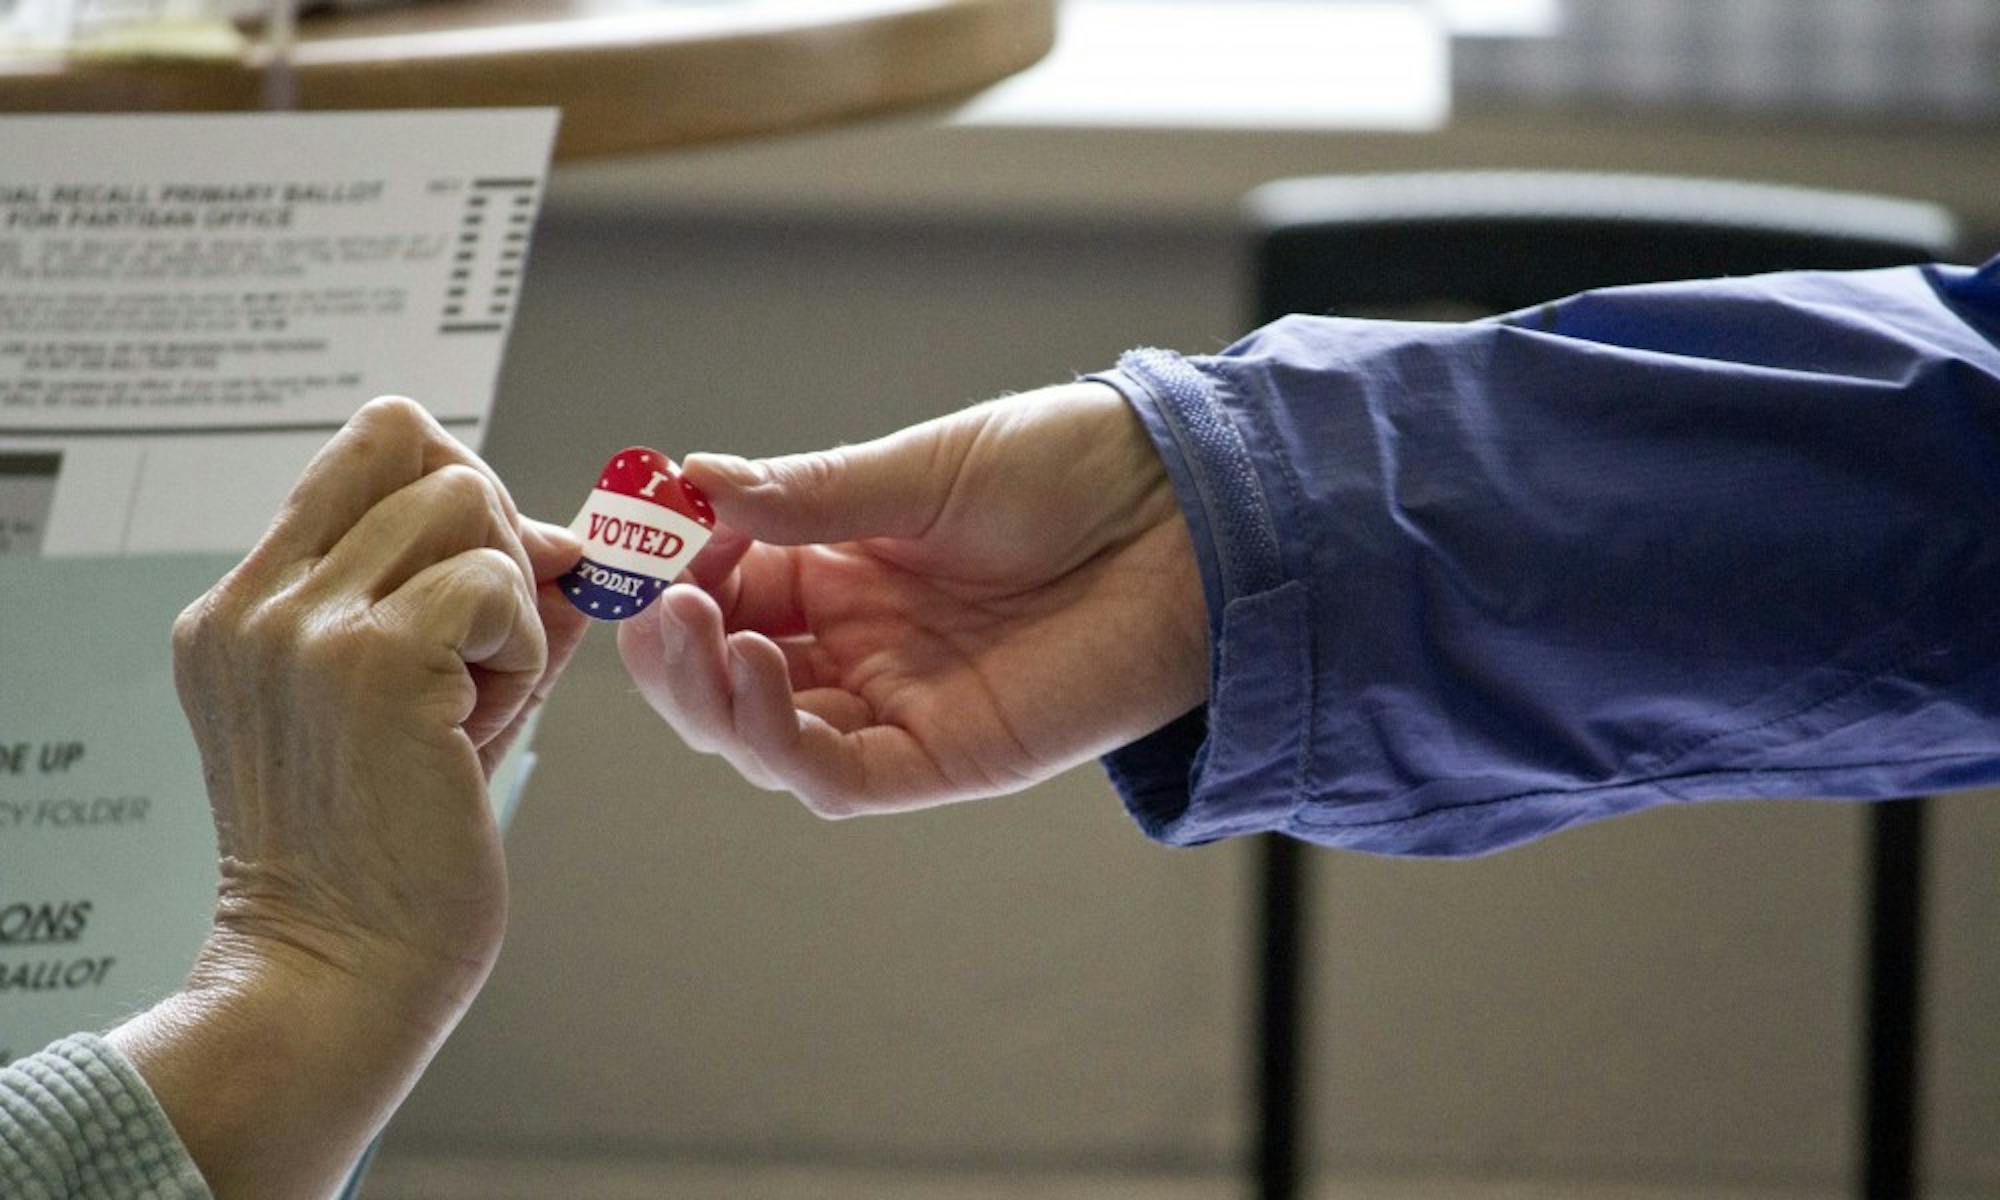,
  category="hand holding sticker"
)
[559,447,715,621]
